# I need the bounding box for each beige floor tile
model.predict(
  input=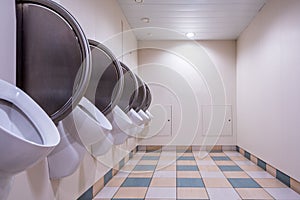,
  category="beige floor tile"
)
[254,178,287,188]
[198,165,220,171]
[223,171,250,178]
[106,177,126,187]
[250,155,258,164]
[92,177,104,197]
[291,178,300,194]
[150,178,176,187]
[266,164,276,177]
[230,156,248,161]
[236,188,274,199]
[198,156,213,161]
[177,188,208,199]
[240,165,264,171]
[177,171,201,178]
[128,171,153,178]
[138,160,158,165]
[215,161,236,166]
[113,187,147,198]
[145,152,161,156]
[209,152,226,157]
[177,160,196,165]
[203,178,232,188]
